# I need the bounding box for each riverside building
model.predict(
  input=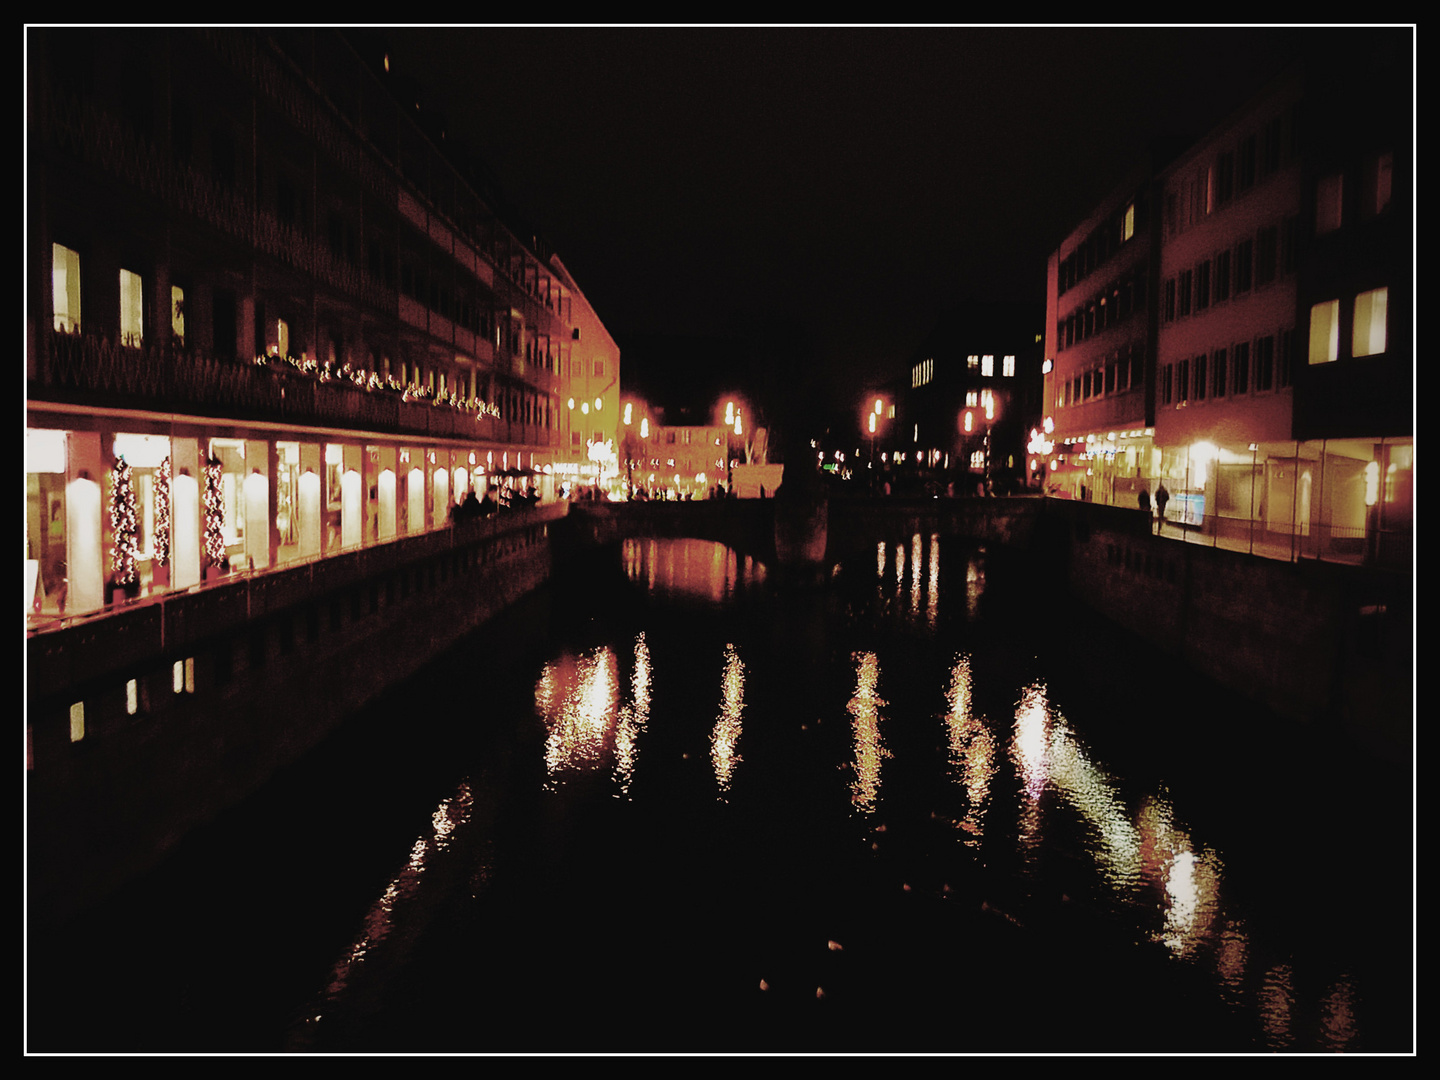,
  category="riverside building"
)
[27,28,622,627]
